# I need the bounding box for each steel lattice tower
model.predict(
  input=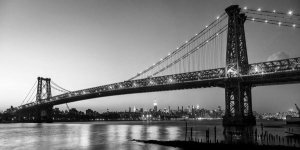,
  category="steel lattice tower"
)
[223,5,256,126]
[36,77,52,103]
